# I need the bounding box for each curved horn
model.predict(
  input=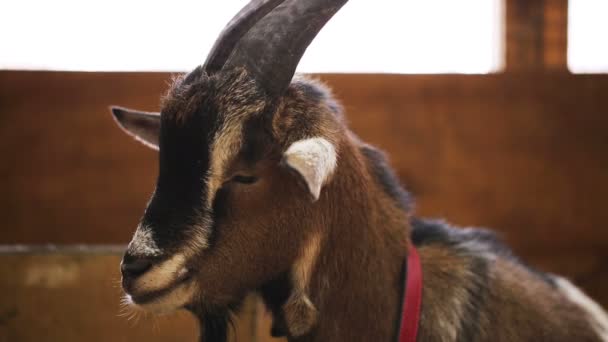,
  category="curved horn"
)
[222,0,348,98]
[203,0,287,74]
